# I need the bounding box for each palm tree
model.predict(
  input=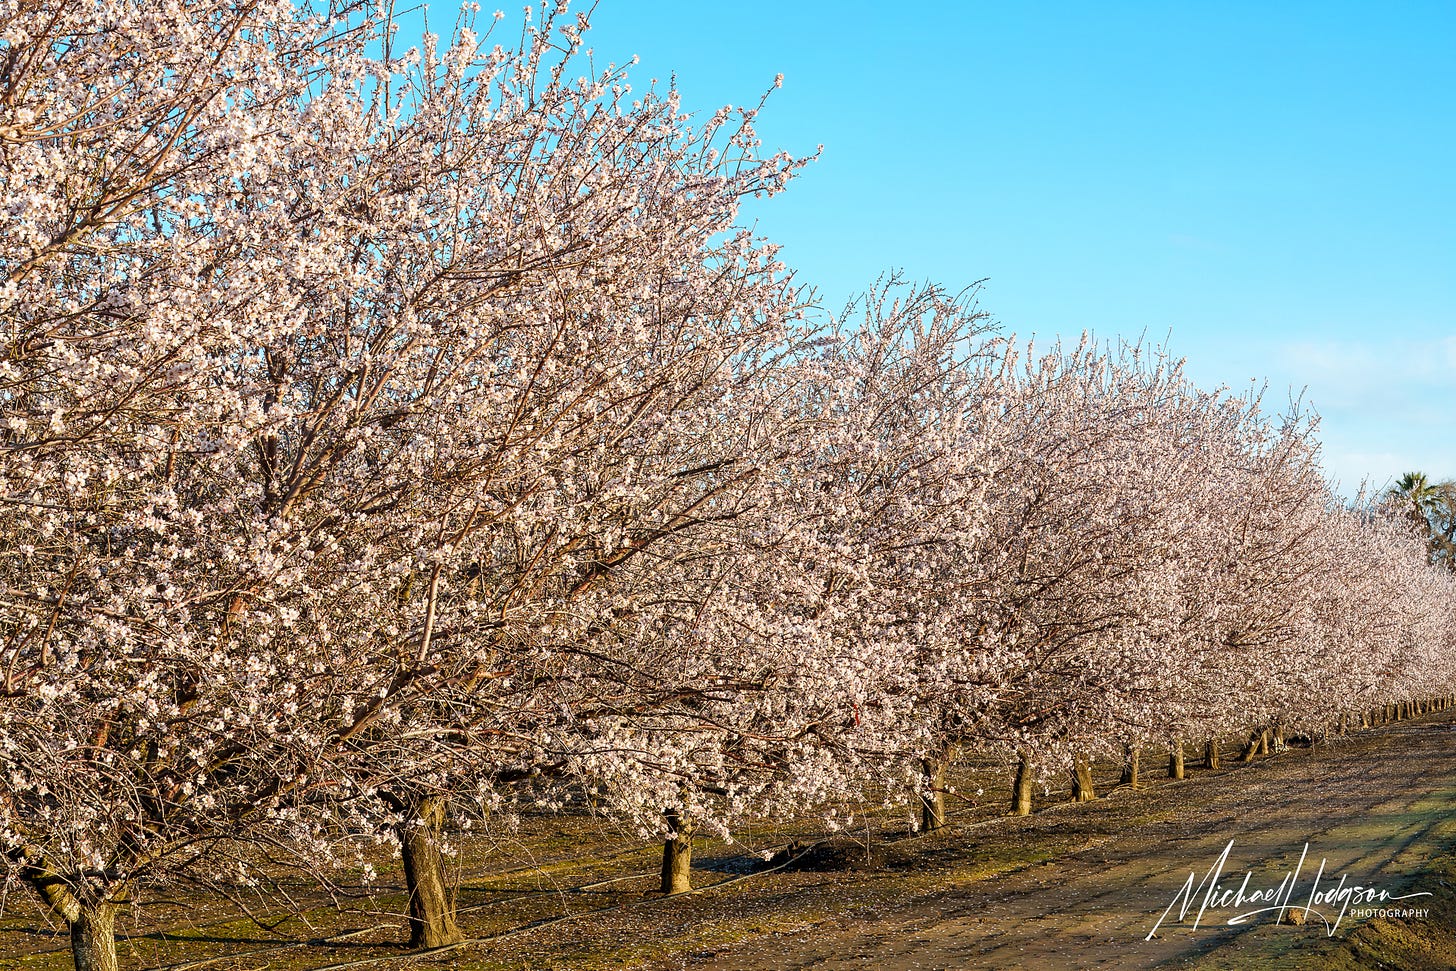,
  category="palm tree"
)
[1387,471,1456,569]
